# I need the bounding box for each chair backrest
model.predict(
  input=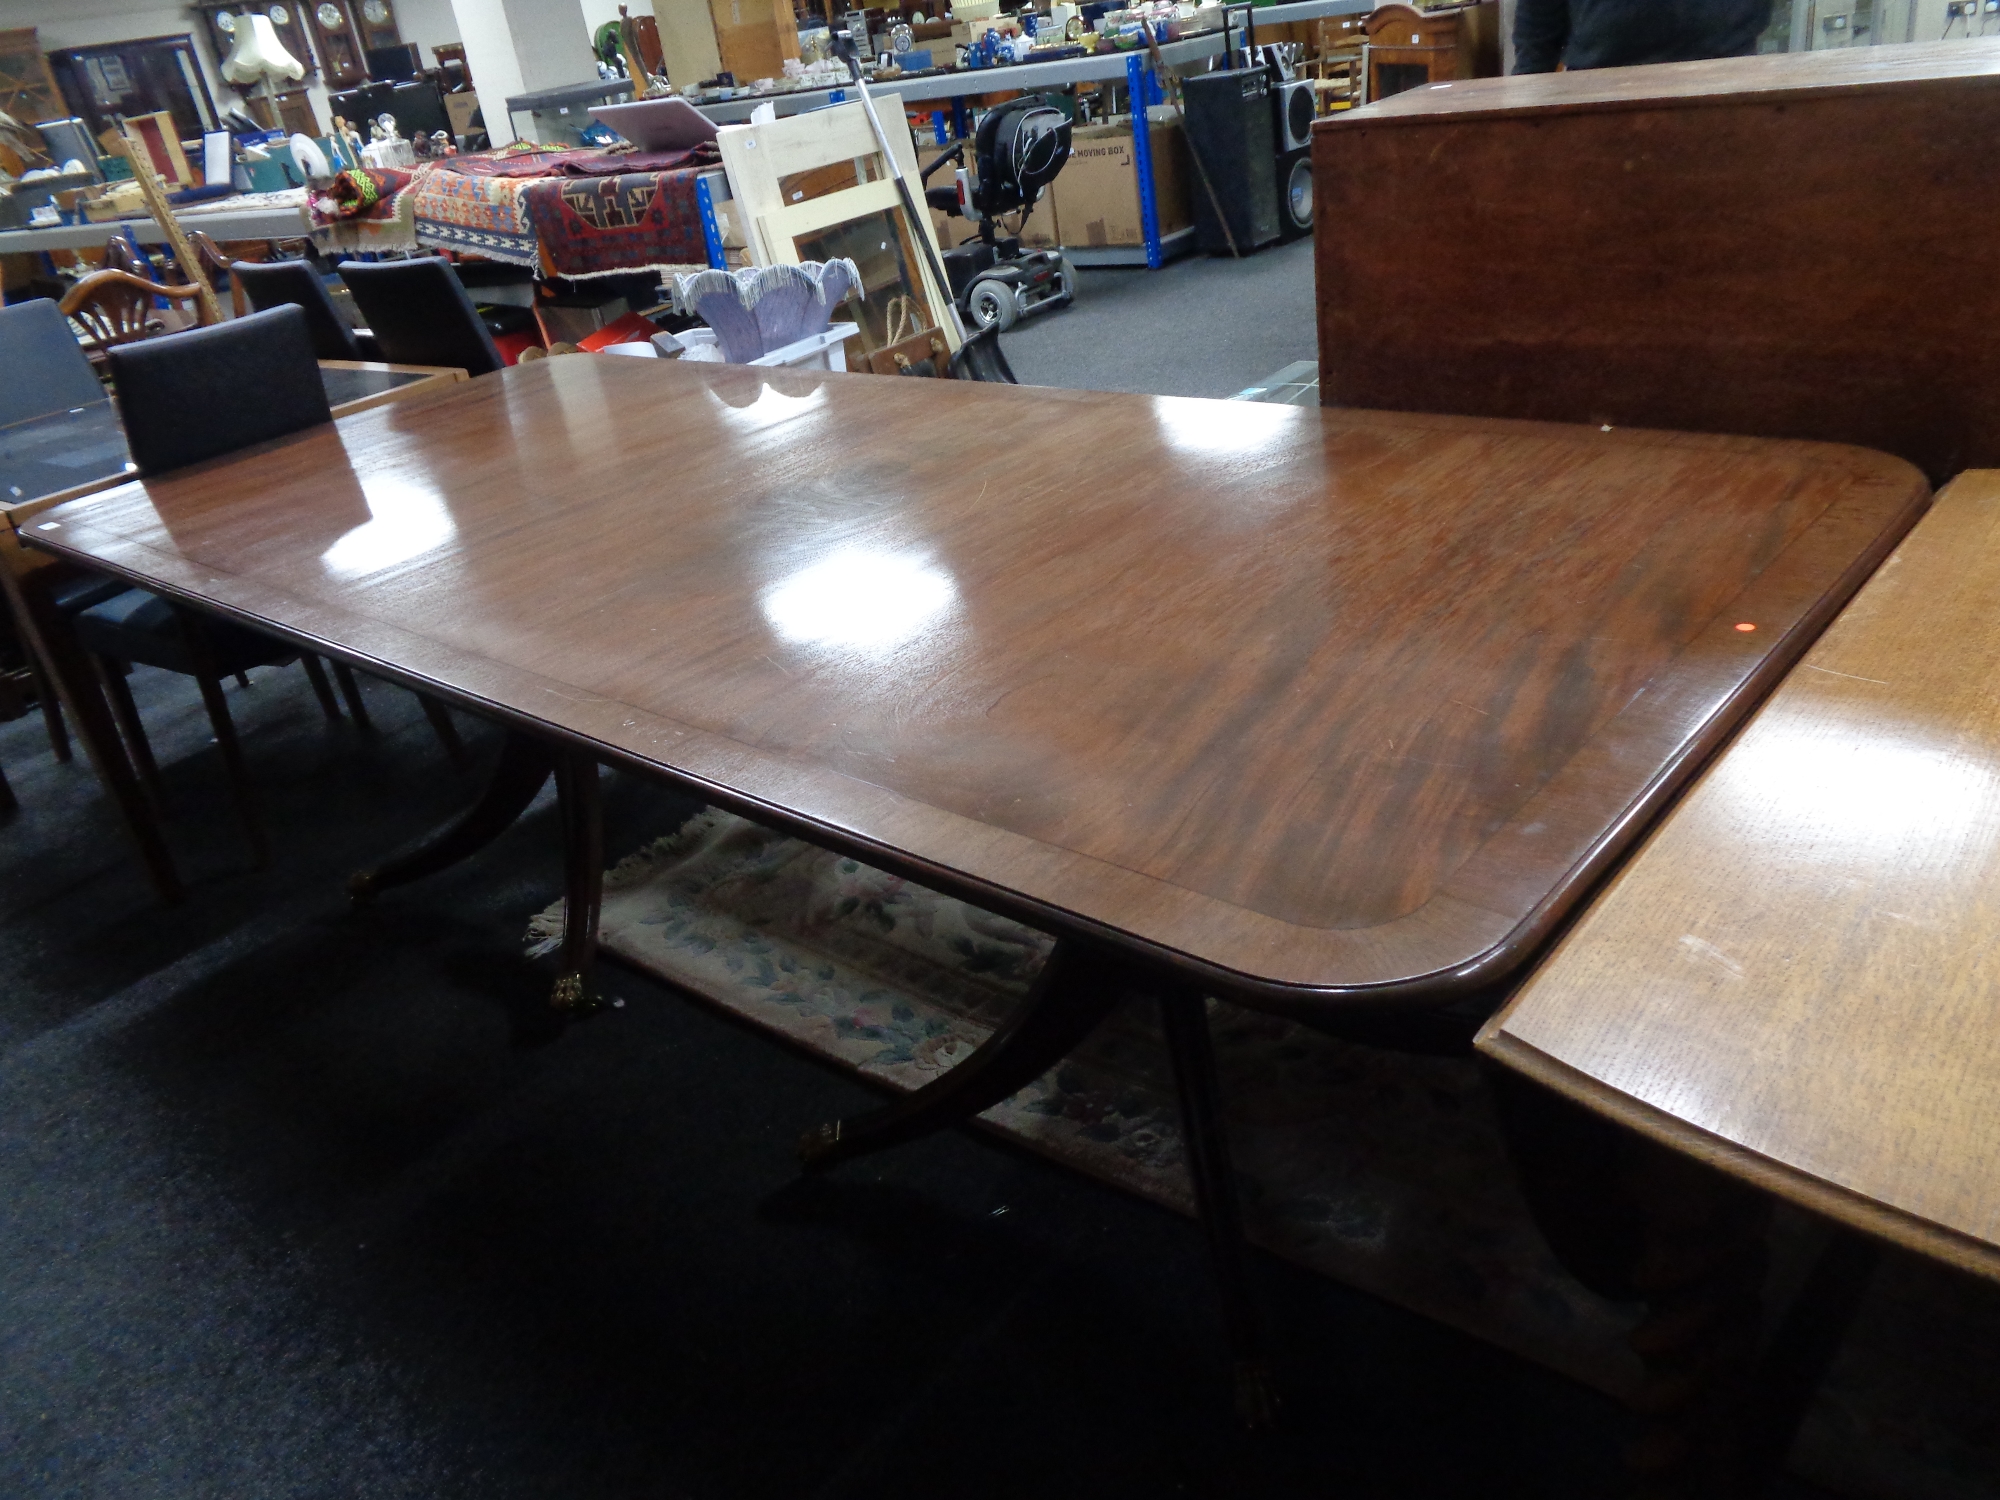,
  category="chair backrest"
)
[107,305,332,475]
[337,257,505,376]
[232,258,362,361]
[59,269,212,355]
[0,297,108,425]
[102,237,151,278]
